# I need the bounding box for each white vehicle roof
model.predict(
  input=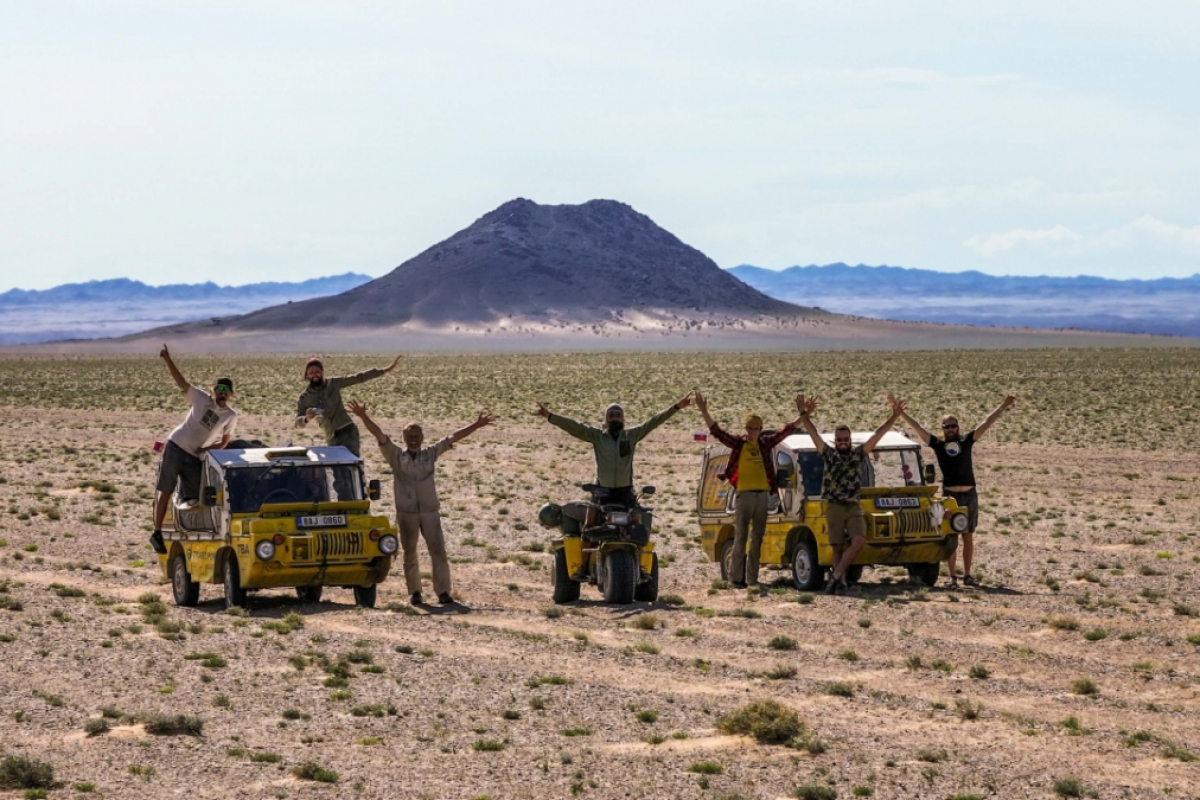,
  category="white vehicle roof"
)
[208,446,361,468]
[779,430,919,453]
